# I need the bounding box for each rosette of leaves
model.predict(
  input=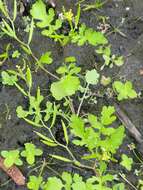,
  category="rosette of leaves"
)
[1,150,23,168]
[21,143,43,165]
